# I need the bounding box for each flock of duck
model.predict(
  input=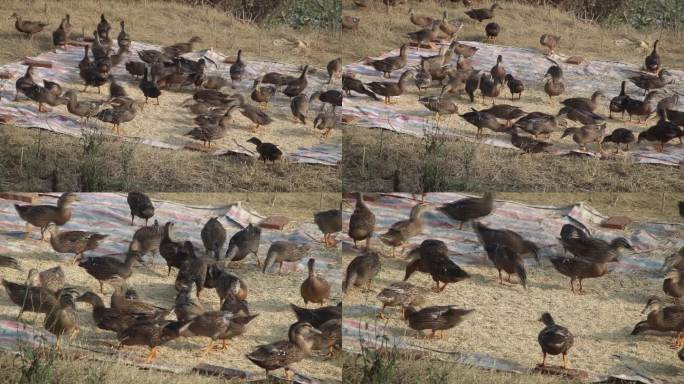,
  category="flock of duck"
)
[0,192,343,380]
[343,193,684,369]
[342,2,683,154]
[8,12,343,162]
